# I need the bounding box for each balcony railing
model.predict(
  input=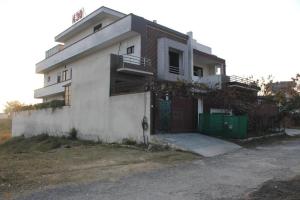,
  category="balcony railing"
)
[34,79,71,98]
[36,15,133,73]
[193,74,260,90]
[111,54,153,76]
[227,75,260,90]
[122,54,151,67]
[229,75,255,85]
[193,75,225,89]
[45,44,64,58]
